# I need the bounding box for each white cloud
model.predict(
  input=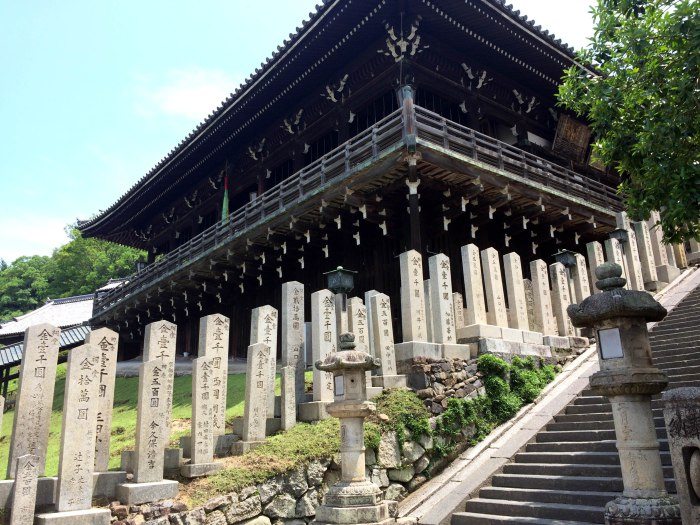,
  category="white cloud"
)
[134,67,244,122]
[0,215,71,263]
